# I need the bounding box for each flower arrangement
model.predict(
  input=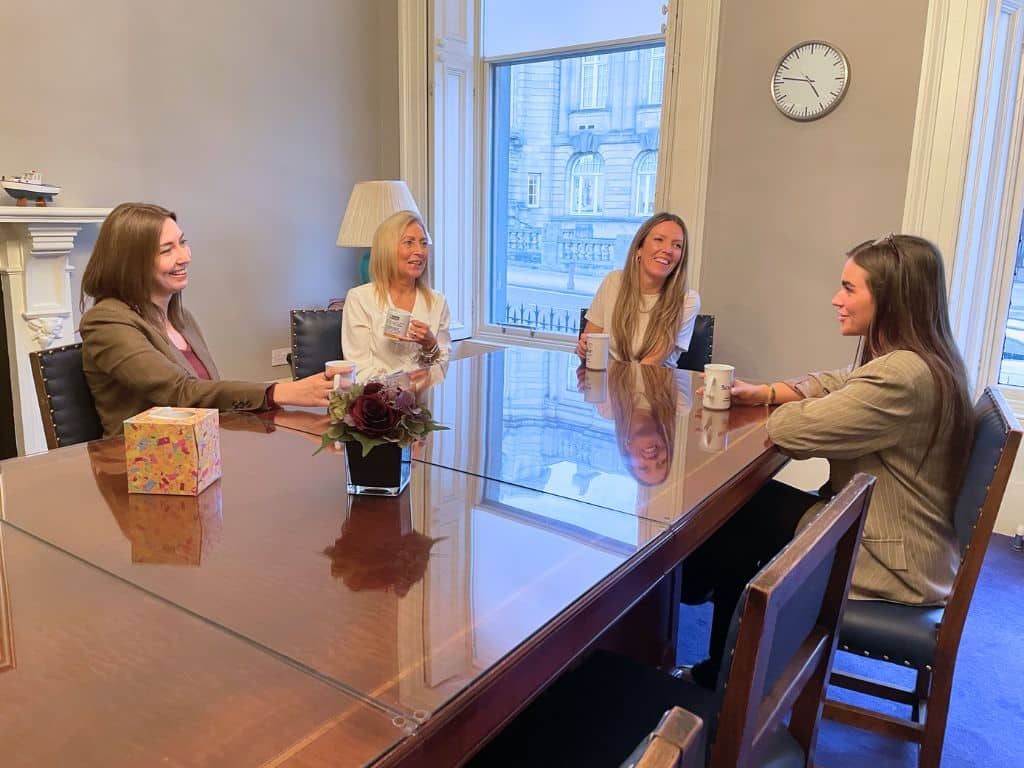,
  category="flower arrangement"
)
[319,379,447,456]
